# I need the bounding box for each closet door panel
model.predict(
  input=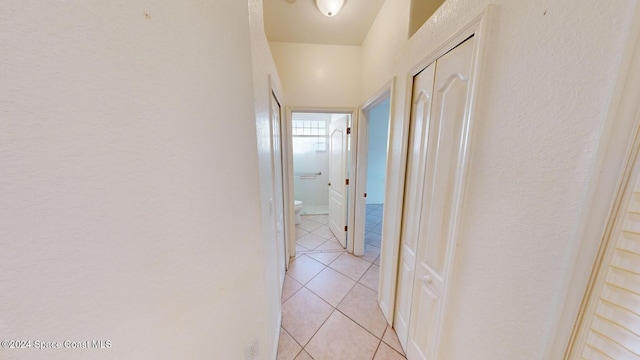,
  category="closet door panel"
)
[407,36,475,360]
[394,63,436,349]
